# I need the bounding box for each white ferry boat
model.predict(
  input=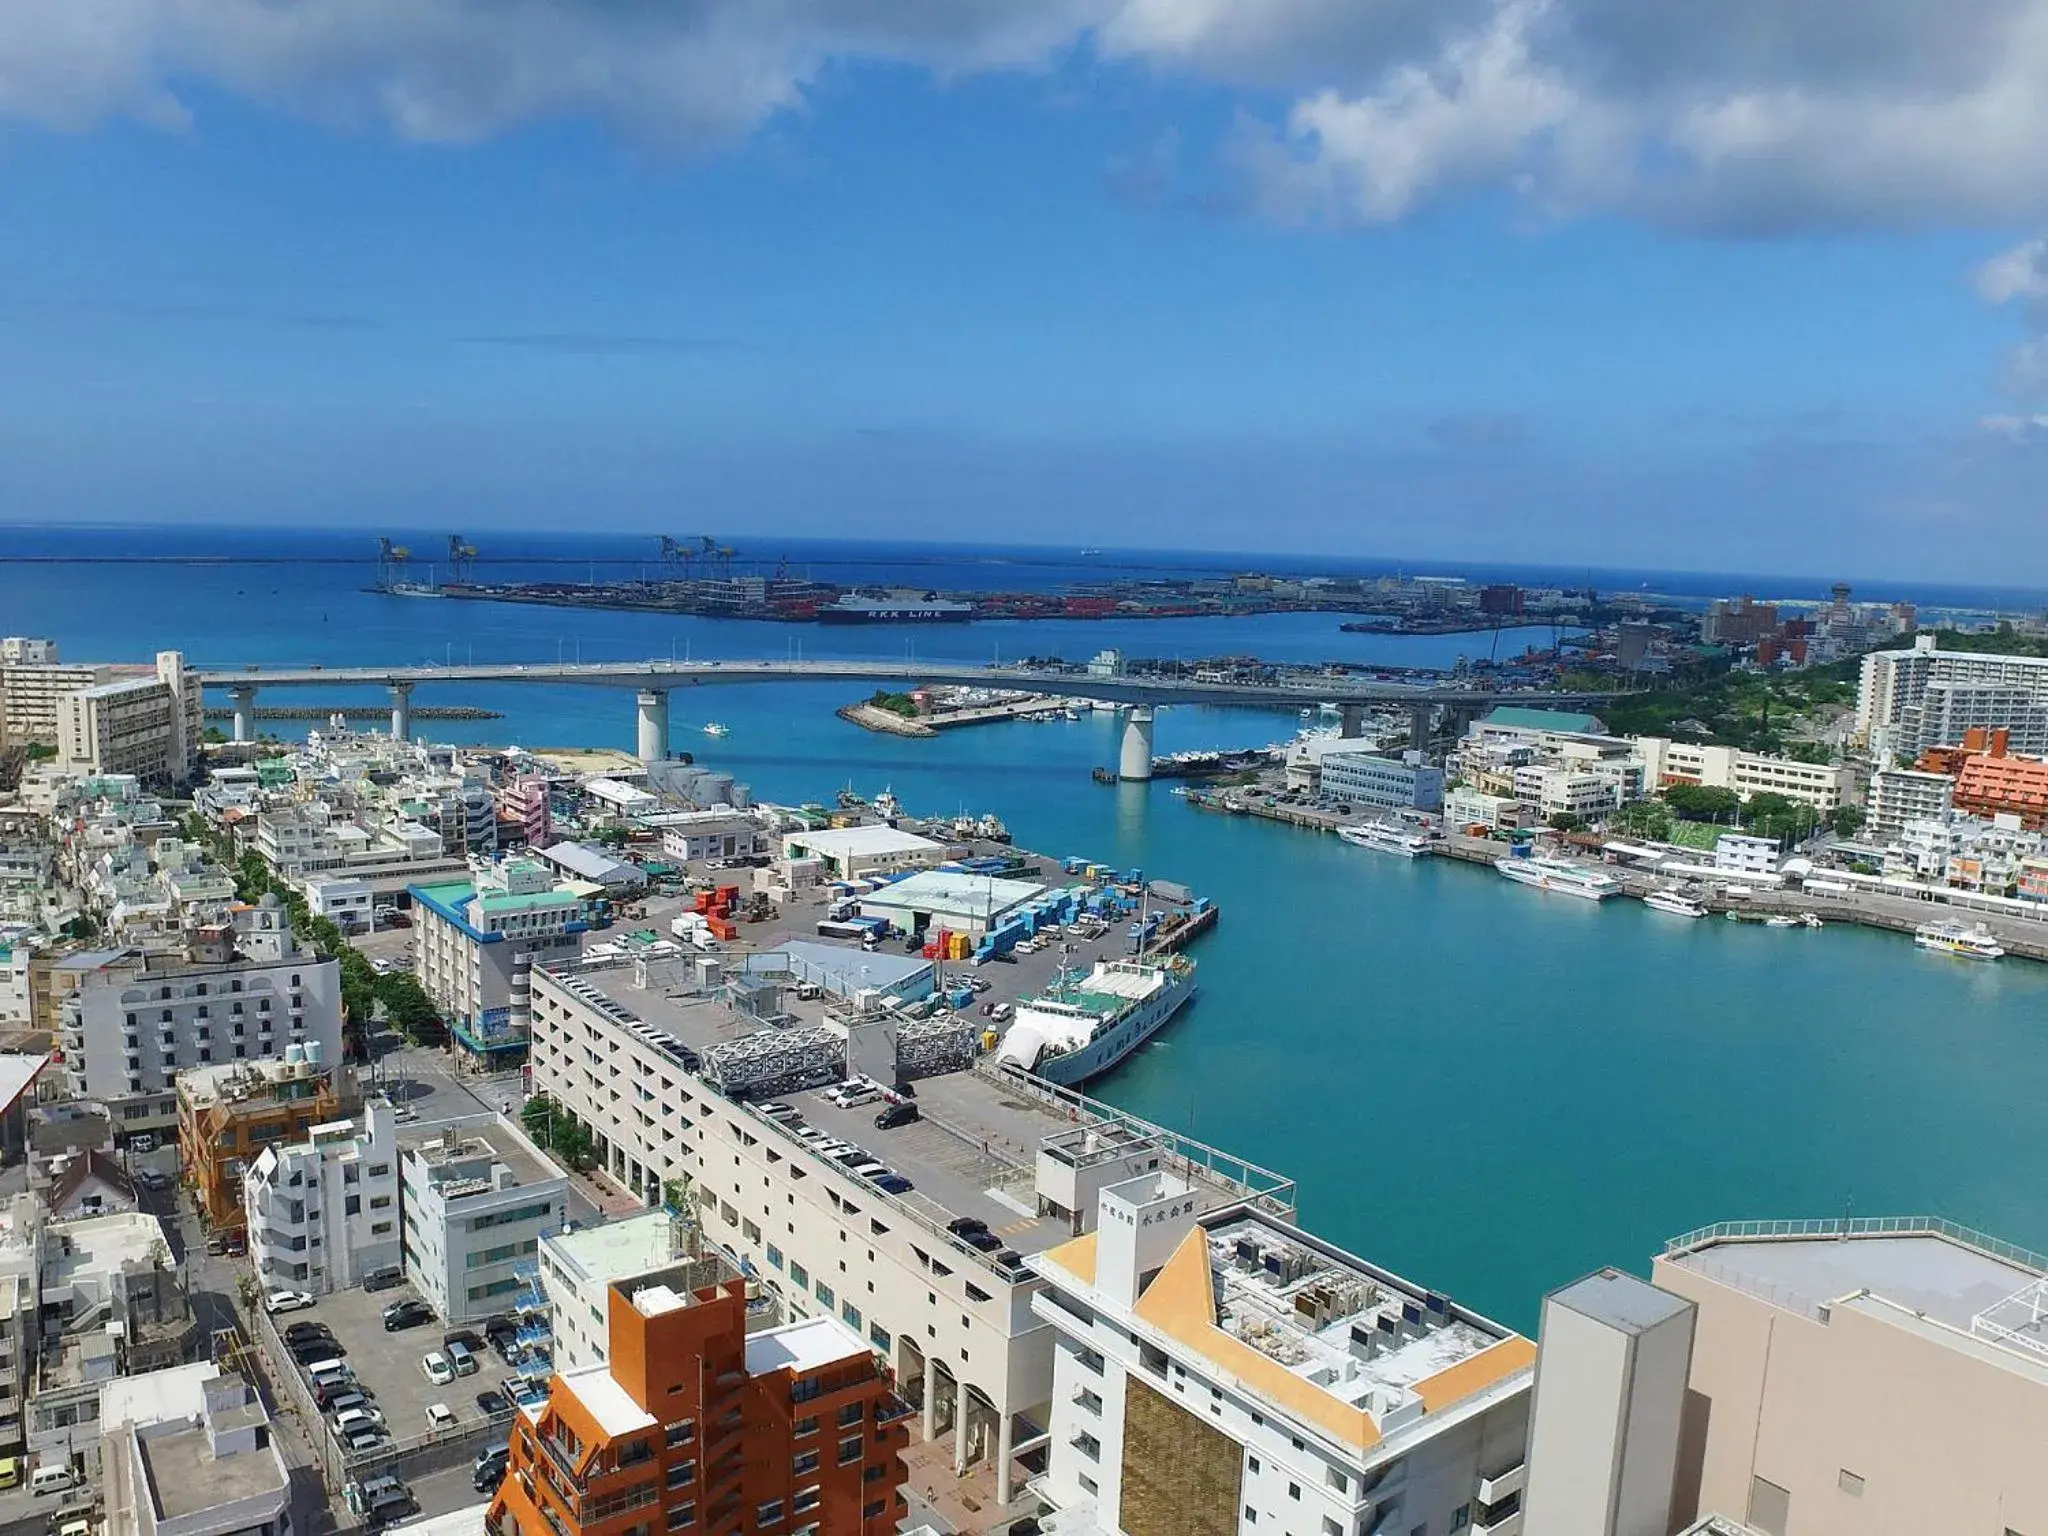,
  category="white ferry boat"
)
[1642,889,1706,919]
[1338,821,1435,858]
[703,722,730,738]
[1494,855,1622,901]
[992,956,1196,1086]
[1914,921,2005,960]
